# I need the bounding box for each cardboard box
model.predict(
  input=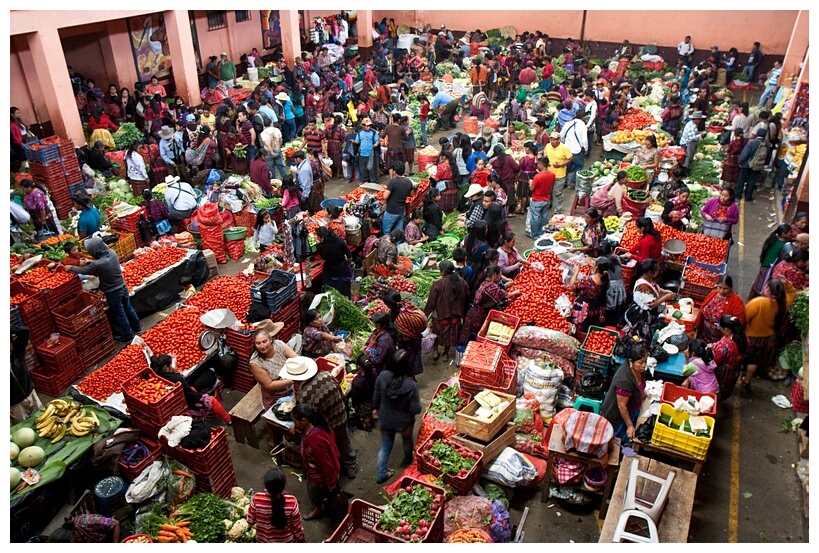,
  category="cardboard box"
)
[450,421,516,464]
[202,249,218,270]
